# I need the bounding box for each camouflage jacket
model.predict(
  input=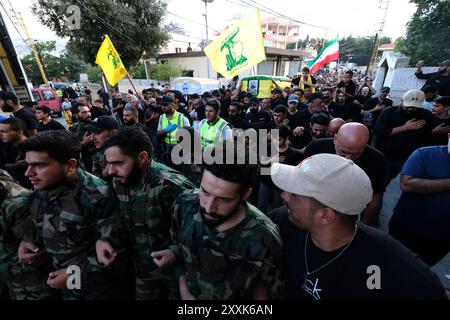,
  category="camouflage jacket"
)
[0,170,33,282]
[25,169,122,274]
[170,189,285,300]
[113,161,195,278]
[91,148,106,178]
